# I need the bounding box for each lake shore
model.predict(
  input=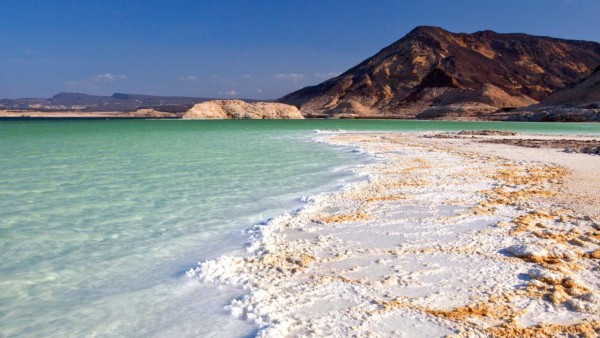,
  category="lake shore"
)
[191,131,600,337]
